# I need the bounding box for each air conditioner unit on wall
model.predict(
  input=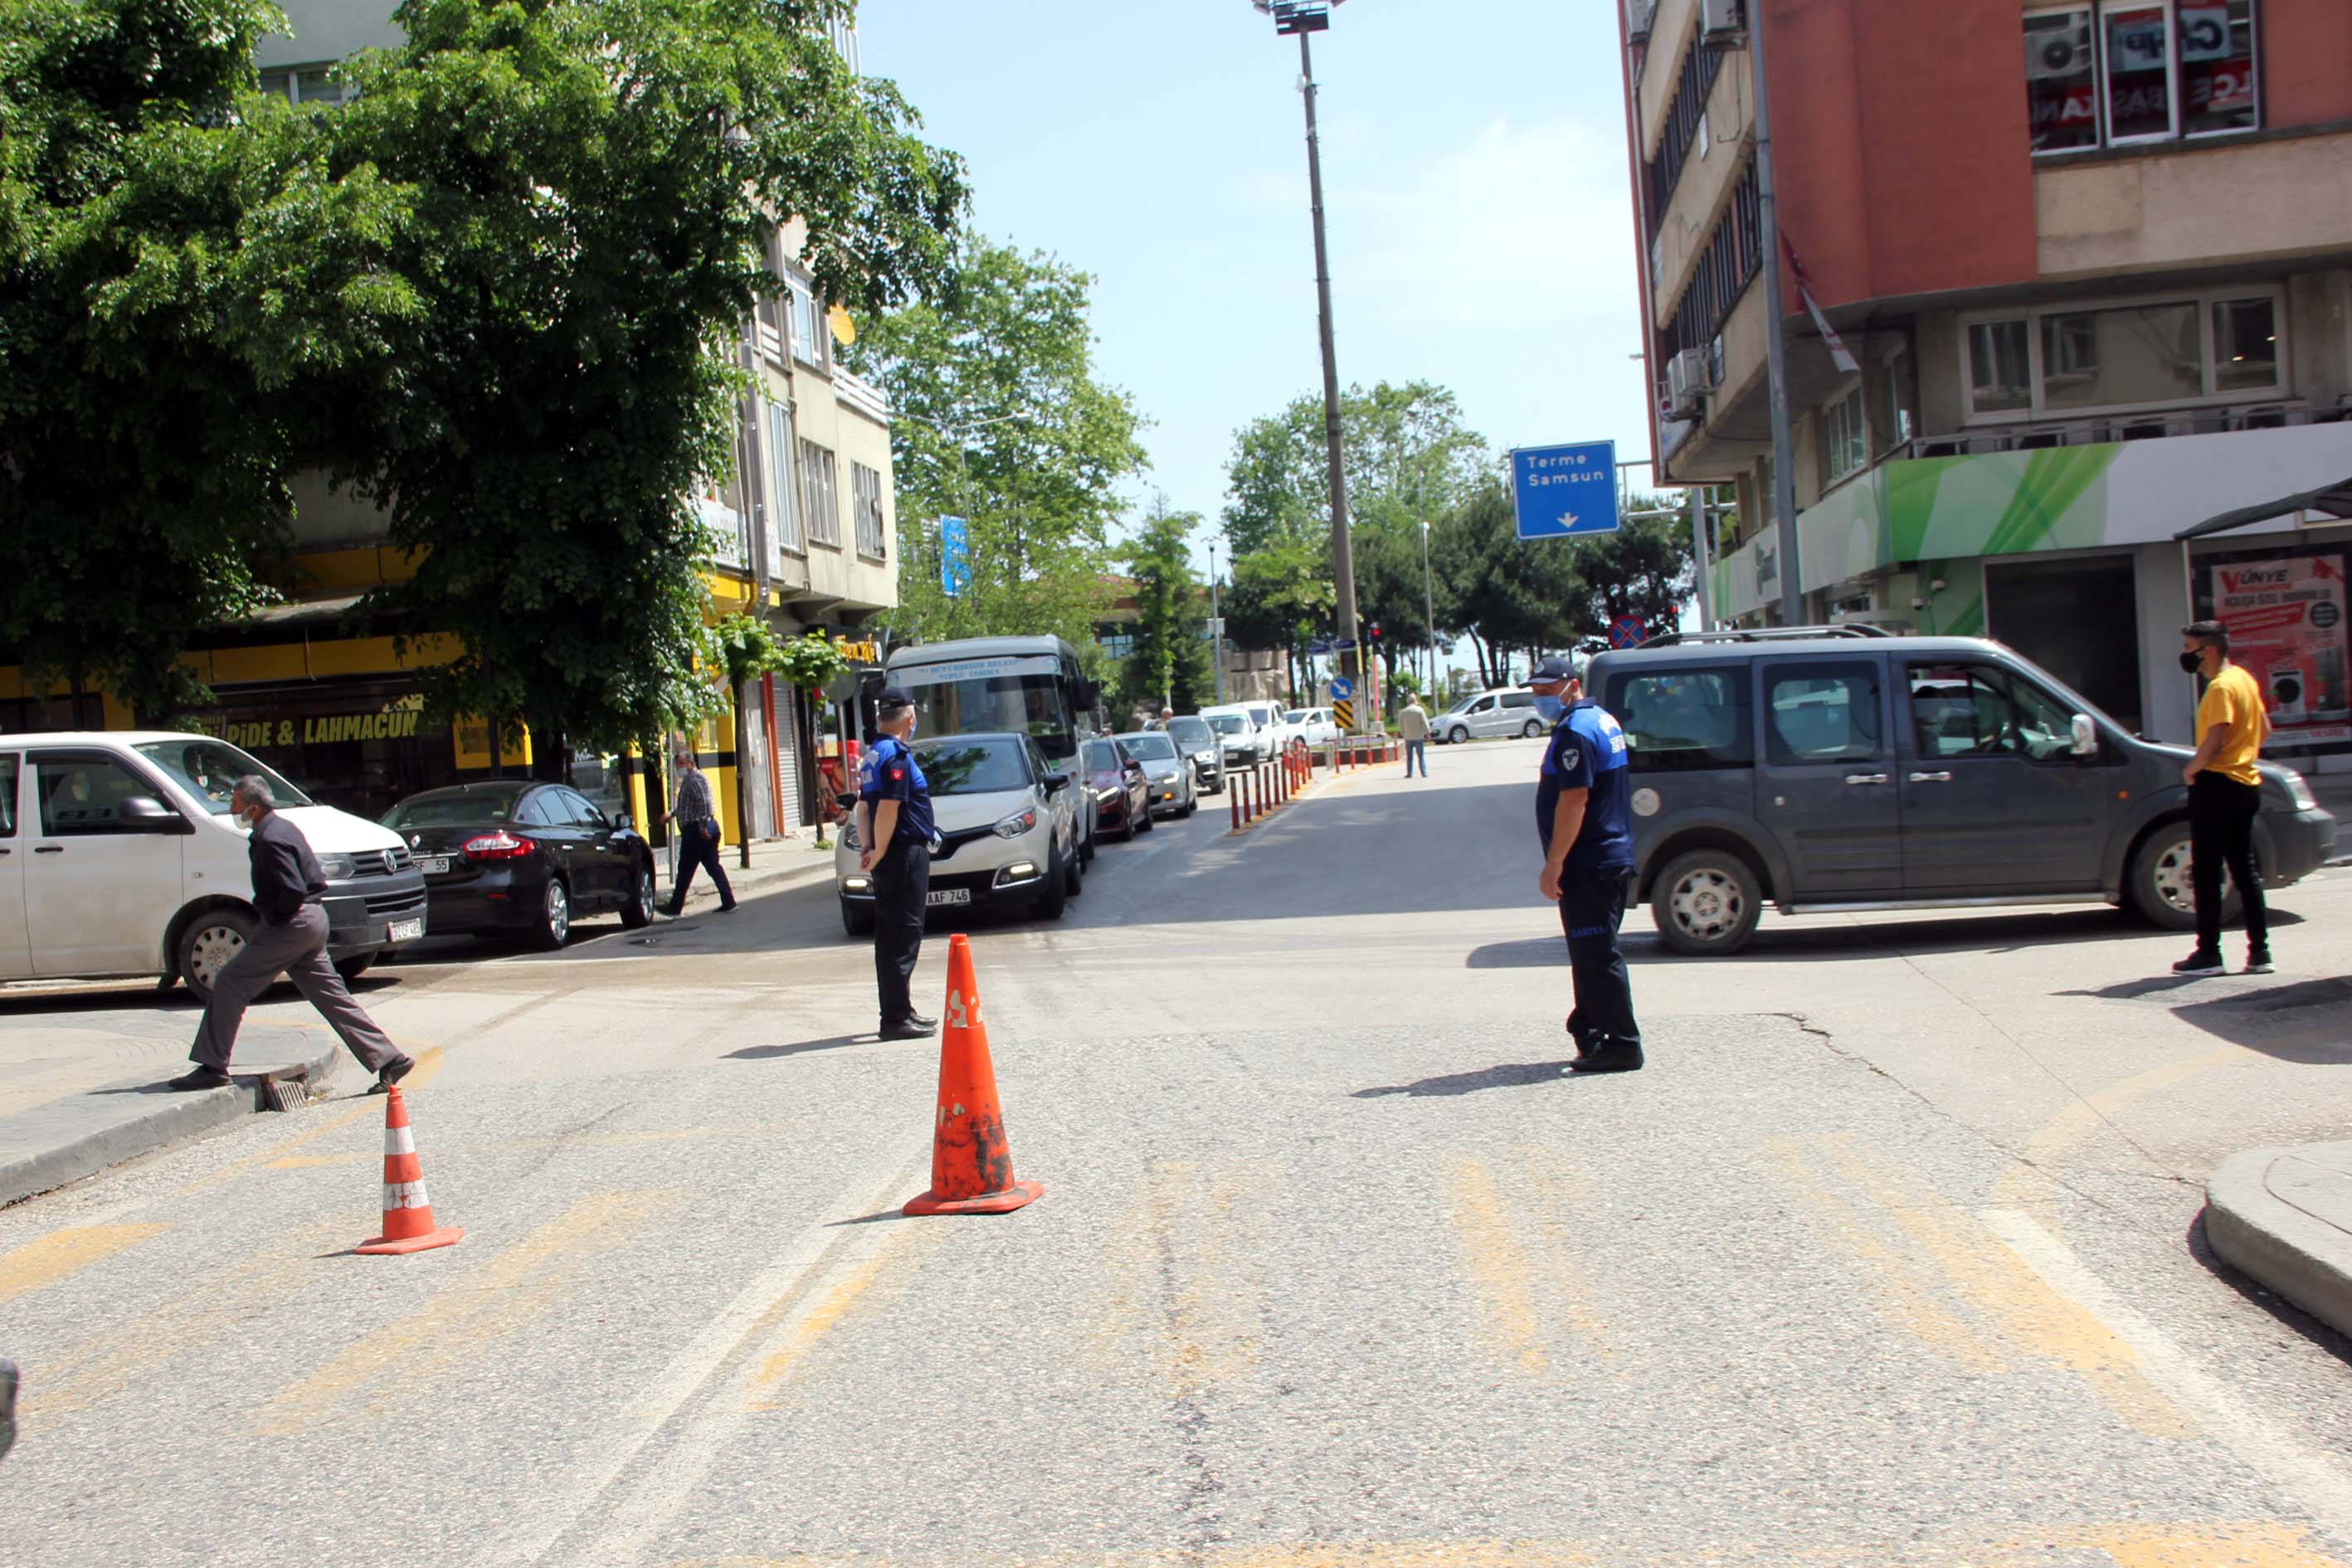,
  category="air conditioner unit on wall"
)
[1699,0,1744,43]
[1625,0,1655,43]
[2025,17,2092,80]
[1667,348,1717,415]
